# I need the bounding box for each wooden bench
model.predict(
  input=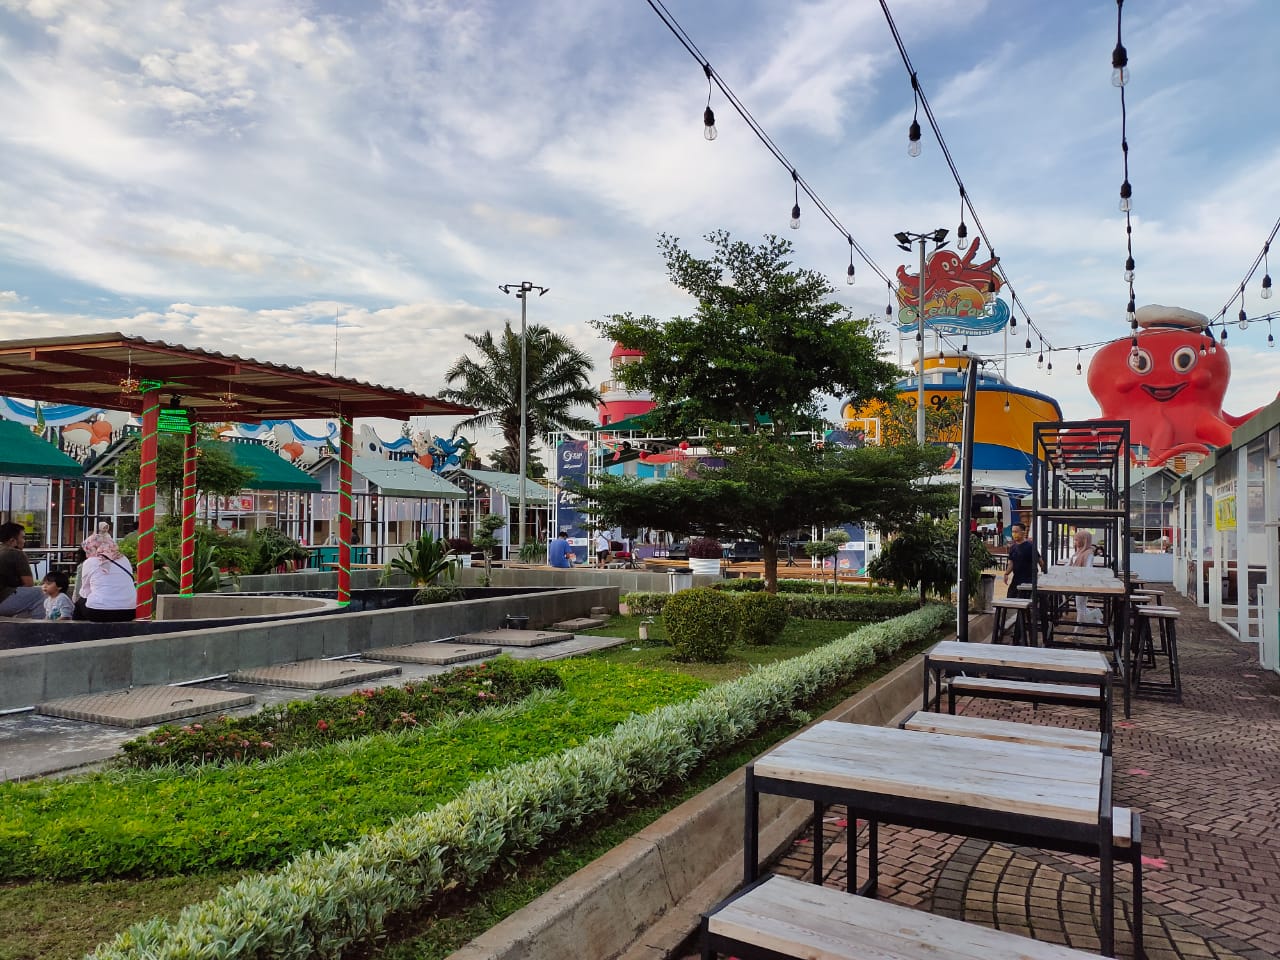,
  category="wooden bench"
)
[702,873,1112,960]
[896,711,1143,958]
[947,676,1109,733]
[902,710,1106,753]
